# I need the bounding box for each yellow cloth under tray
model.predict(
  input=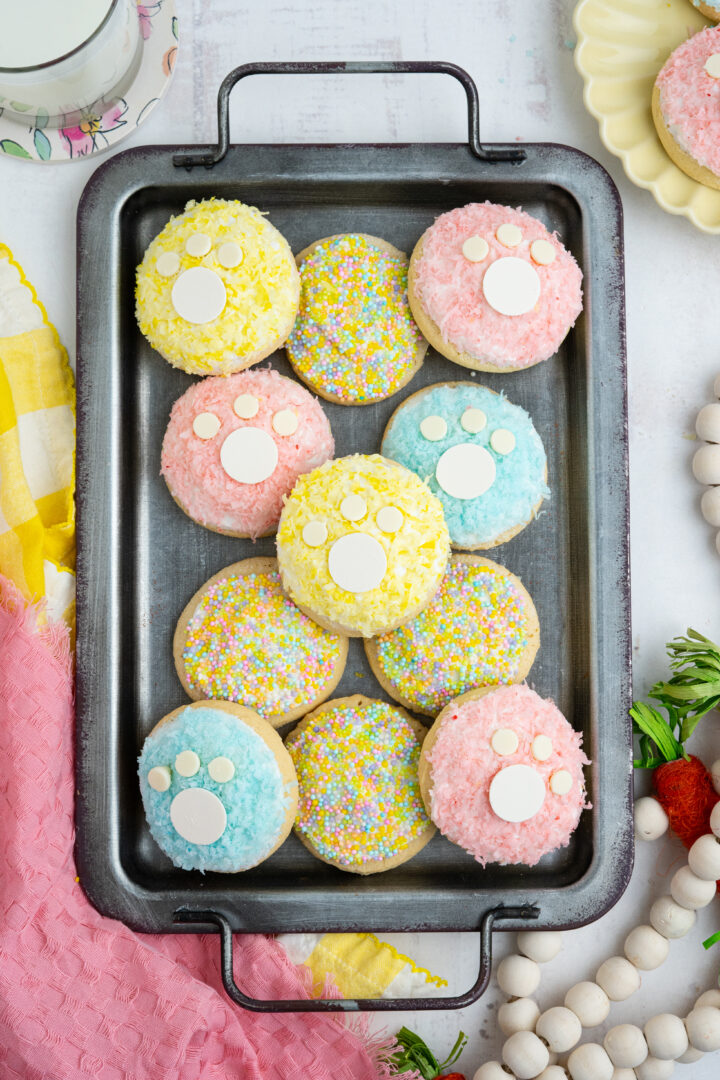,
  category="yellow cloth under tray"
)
[0,244,75,627]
